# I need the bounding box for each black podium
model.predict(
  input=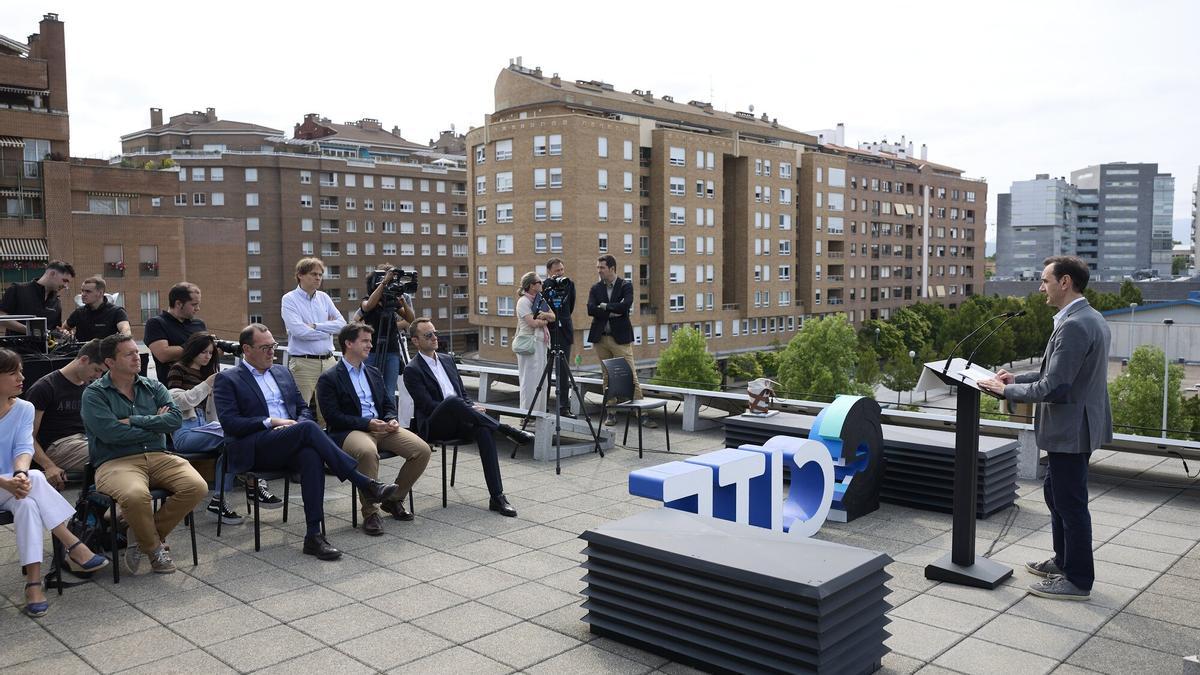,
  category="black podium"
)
[916,358,1013,589]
